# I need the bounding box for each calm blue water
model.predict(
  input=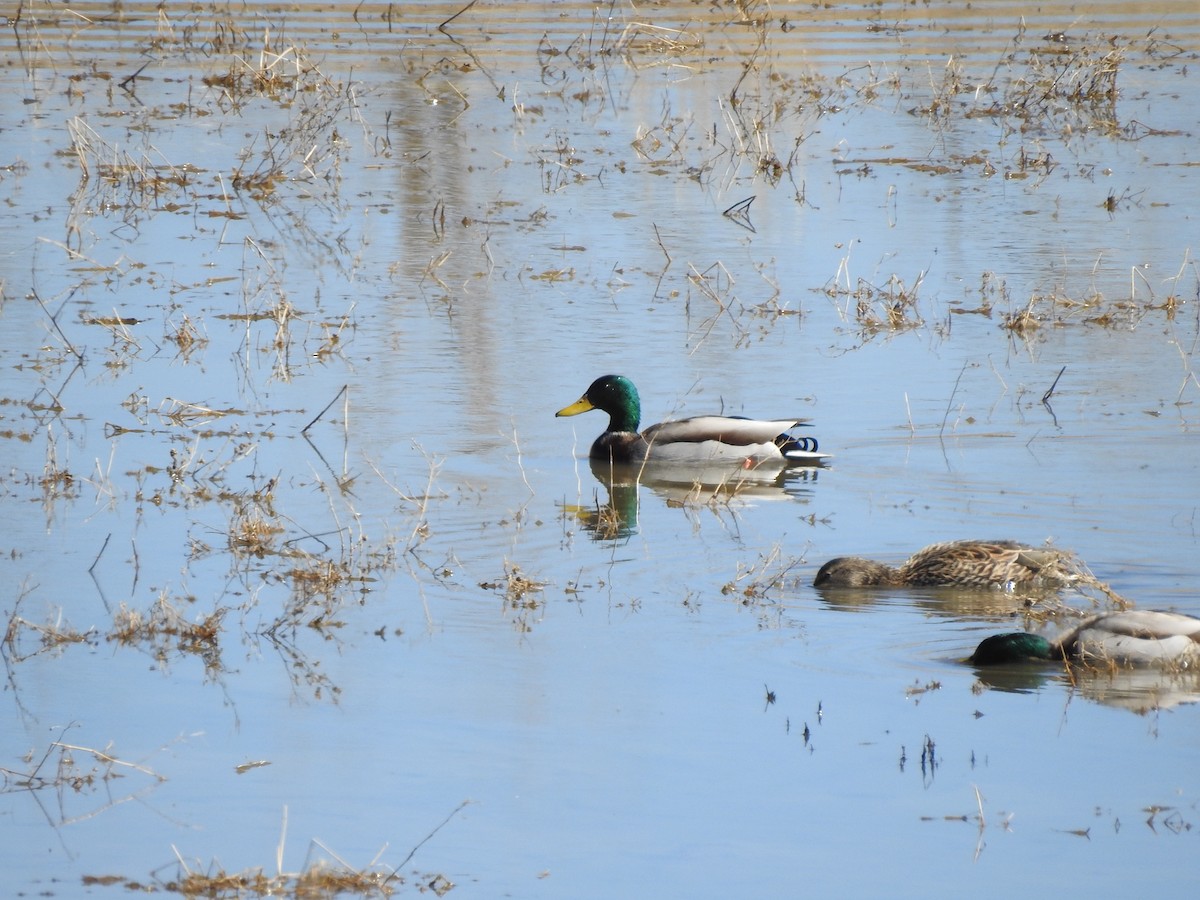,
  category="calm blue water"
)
[1,1,1198,897]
